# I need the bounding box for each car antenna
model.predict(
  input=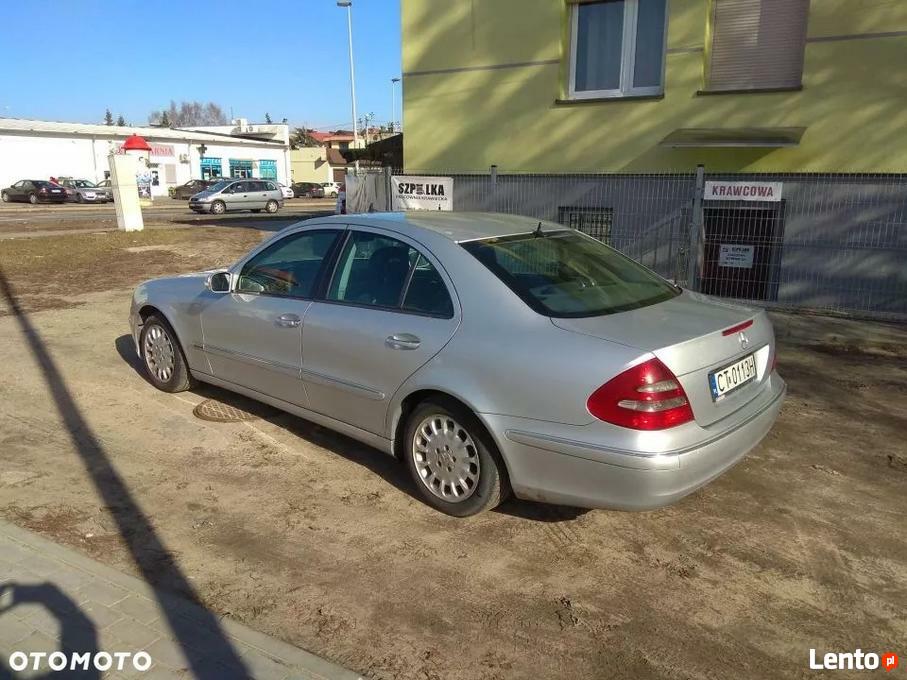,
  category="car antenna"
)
[534,221,544,237]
